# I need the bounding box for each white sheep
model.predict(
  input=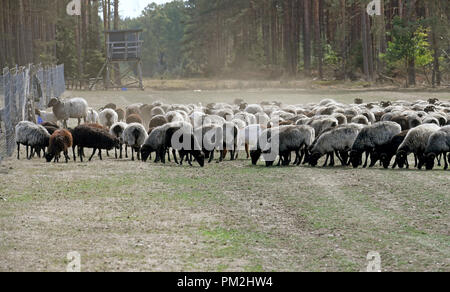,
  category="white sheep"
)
[48,97,89,128]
